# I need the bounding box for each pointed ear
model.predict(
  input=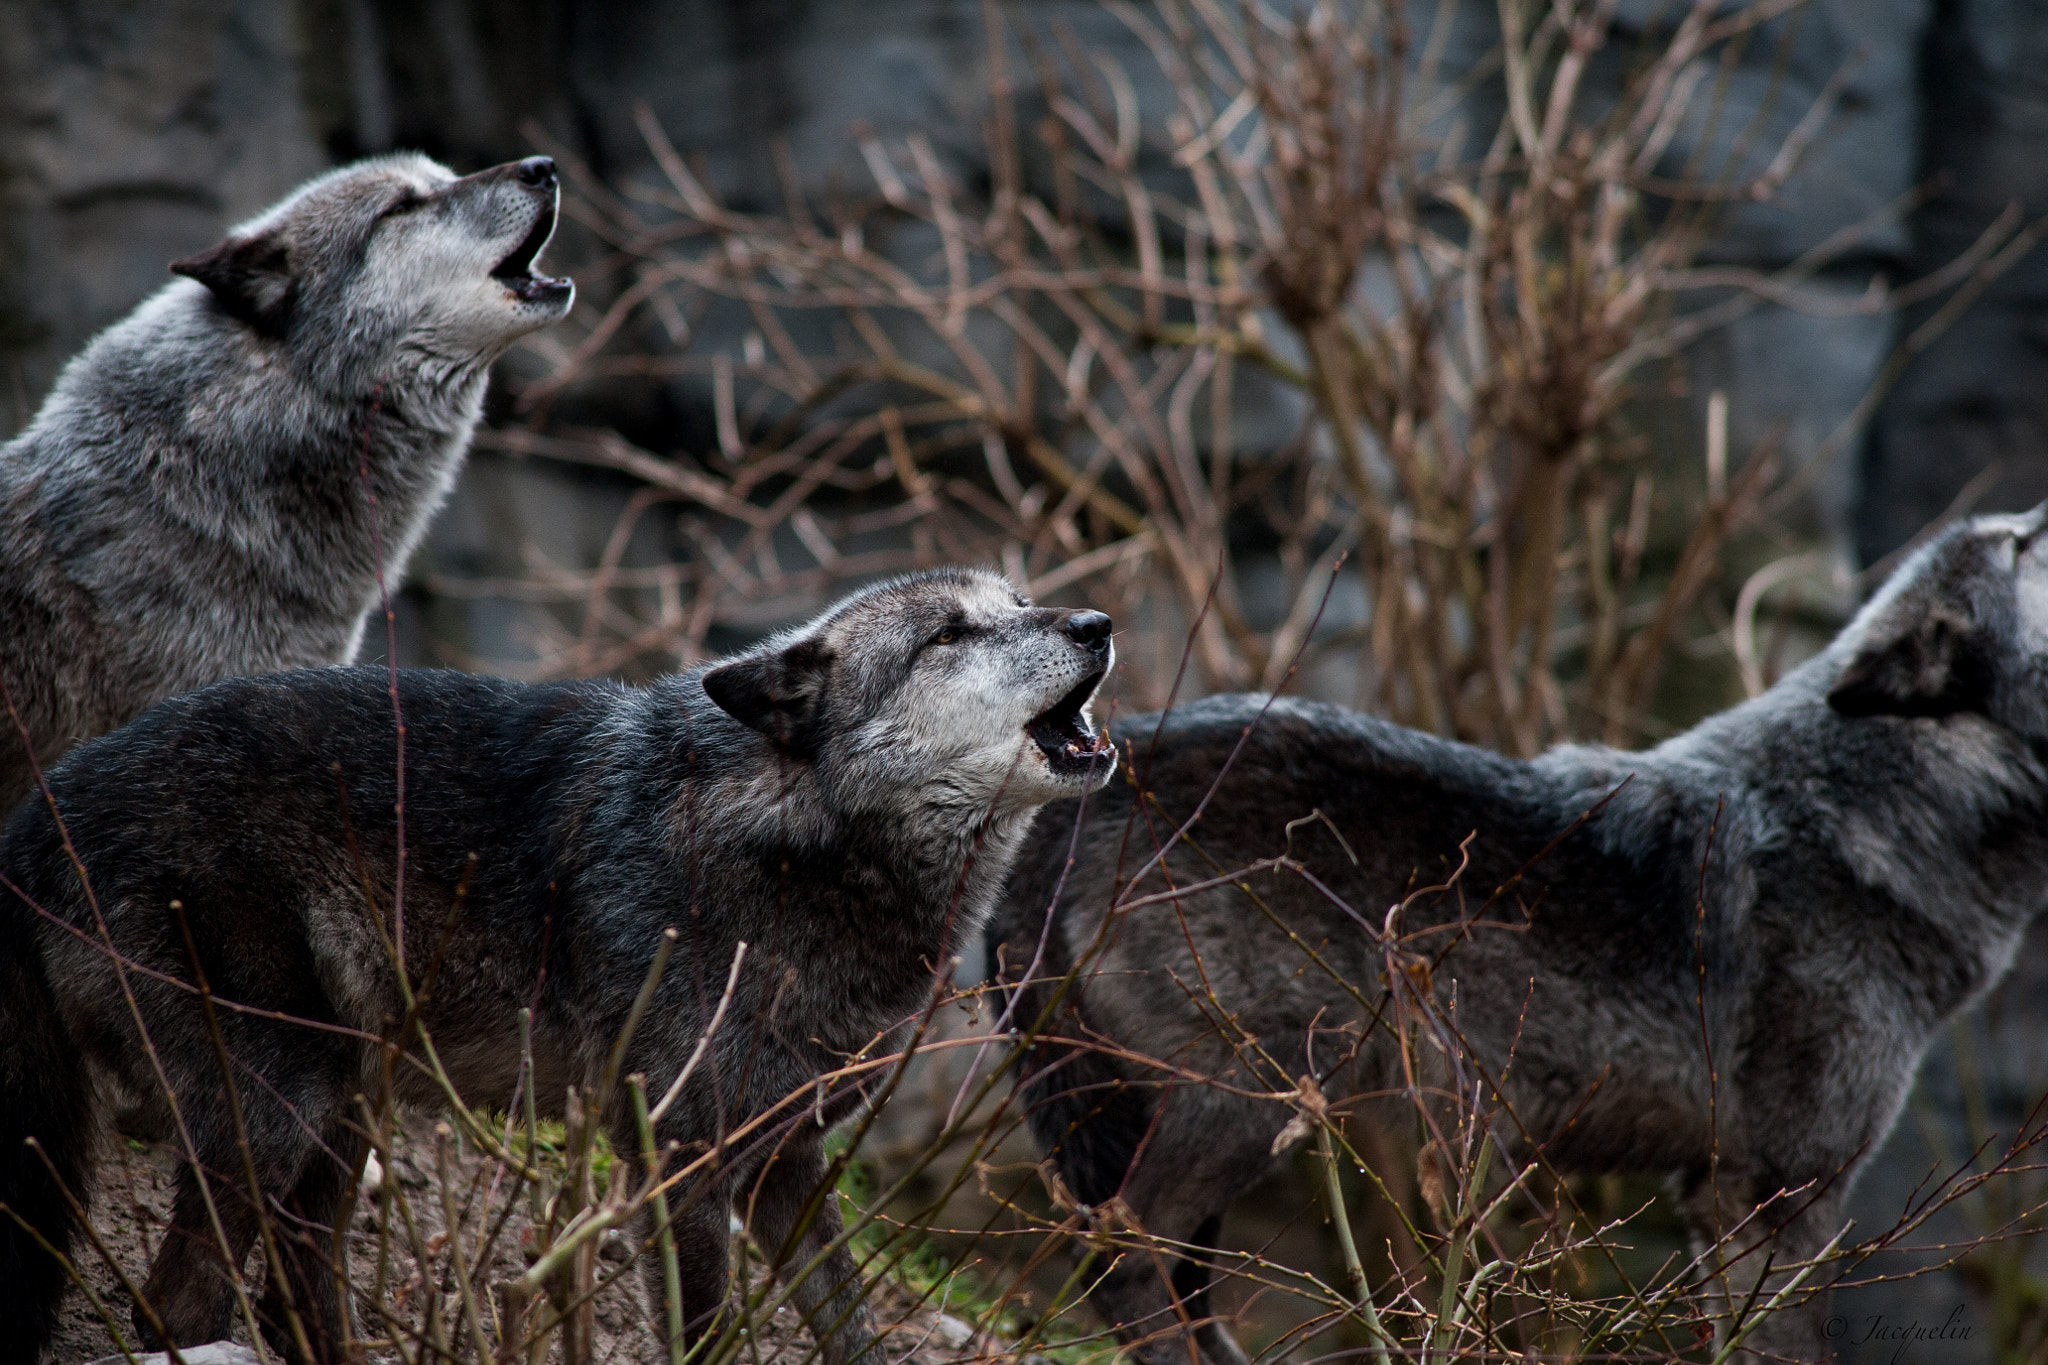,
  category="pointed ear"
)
[701,638,833,754]
[170,230,296,335]
[1827,607,1992,719]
